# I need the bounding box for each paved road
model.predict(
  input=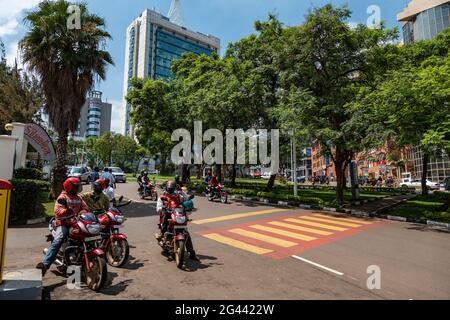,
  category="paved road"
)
[4,182,450,299]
